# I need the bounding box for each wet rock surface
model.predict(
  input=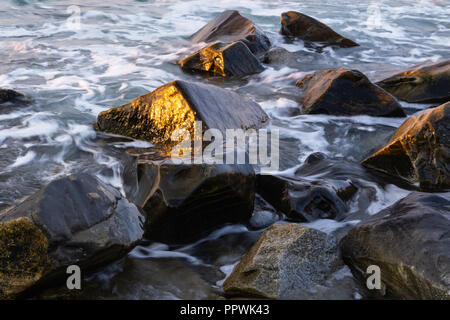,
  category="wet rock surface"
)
[190,10,271,57]
[0,89,24,104]
[95,80,268,145]
[340,192,450,299]
[280,11,358,48]
[377,59,450,103]
[0,173,144,299]
[296,67,406,117]
[134,160,256,244]
[223,223,359,299]
[362,102,450,191]
[179,41,264,77]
